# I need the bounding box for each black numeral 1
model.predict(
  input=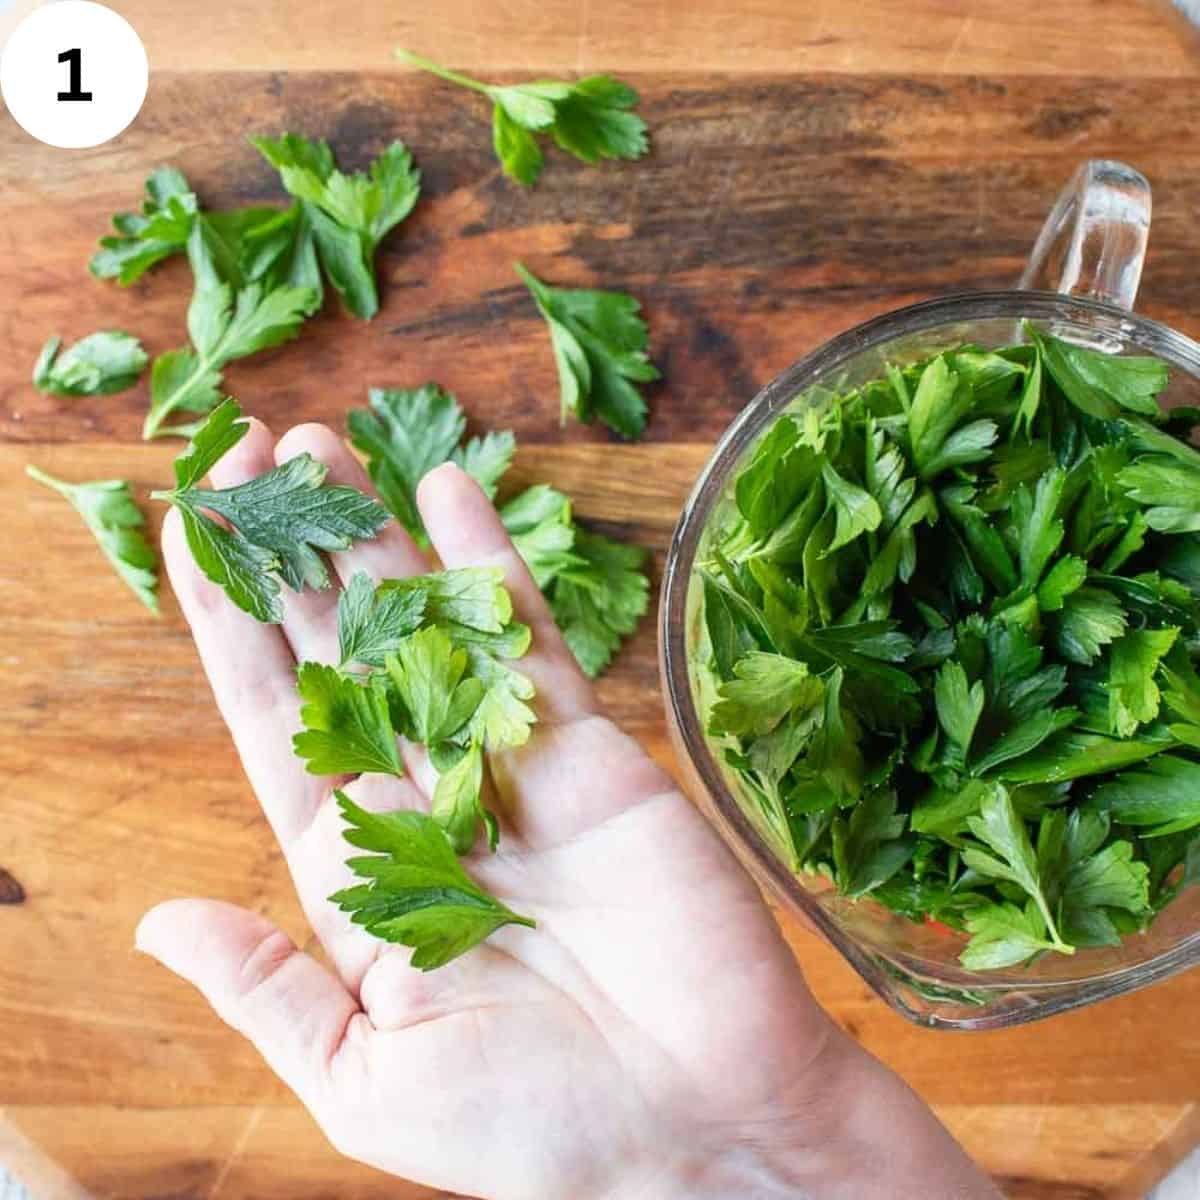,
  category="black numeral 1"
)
[57,48,92,102]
